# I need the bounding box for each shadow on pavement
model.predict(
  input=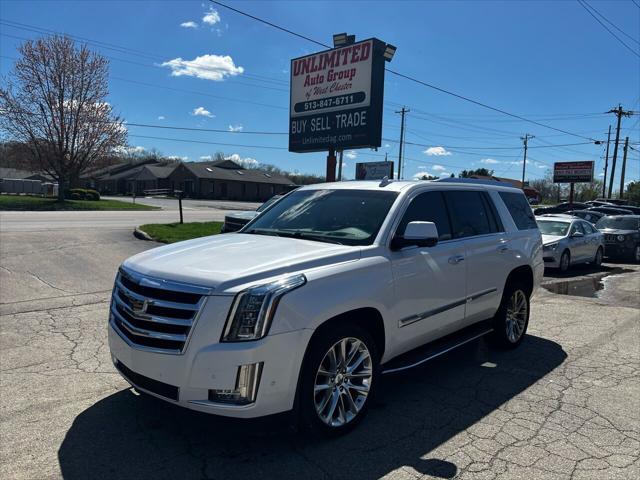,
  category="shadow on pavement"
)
[58,335,566,480]
[543,262,633,279]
